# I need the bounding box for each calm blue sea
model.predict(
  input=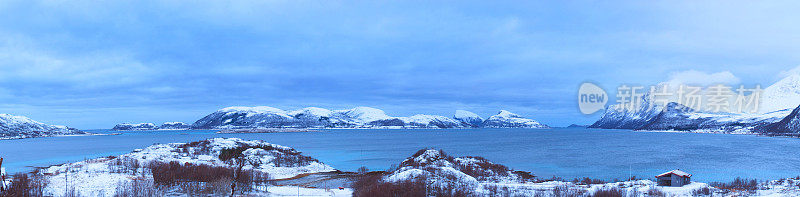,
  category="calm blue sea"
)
[1,128,799,182]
